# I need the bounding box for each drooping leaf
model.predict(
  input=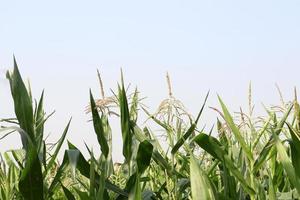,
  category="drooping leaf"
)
[132,124,174,176]
[194,133,255,195]
[136,140,153,174]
